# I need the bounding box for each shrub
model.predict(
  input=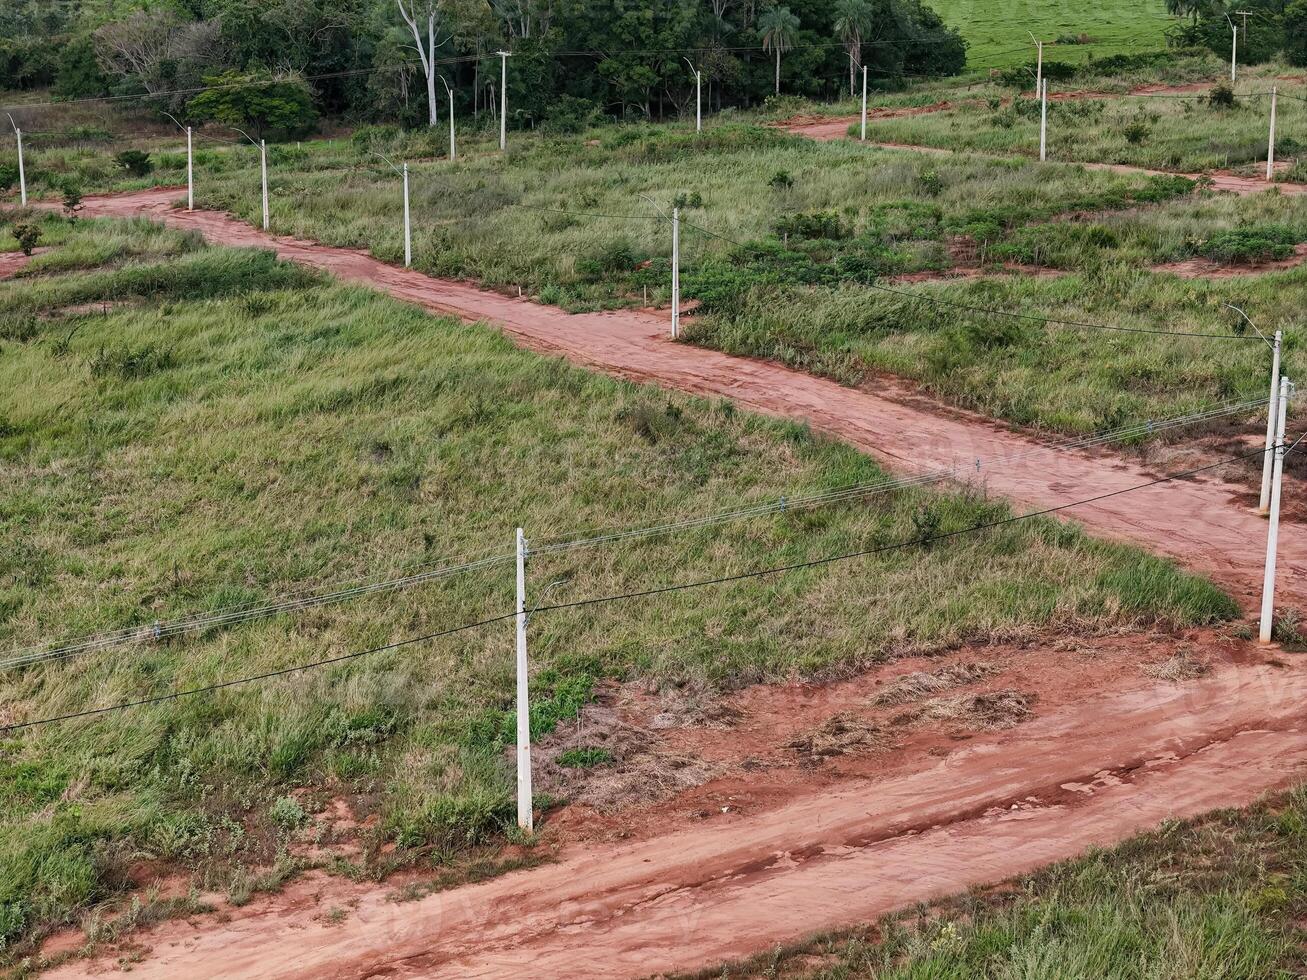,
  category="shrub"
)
[0,162,17,193]
[62,181,84,217]
[1197,226,1298,263]
[1123,120,1151,145]
[772,211,850,241]
[544,94,599,134]
[114,149,153,177]
[351,124,401,151]
[12,223,40,256]
[1208,83,1237,109]
[917,167,944,196]
[672,190,703,210]
[268,796,306,830]
[769,170,794,191]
